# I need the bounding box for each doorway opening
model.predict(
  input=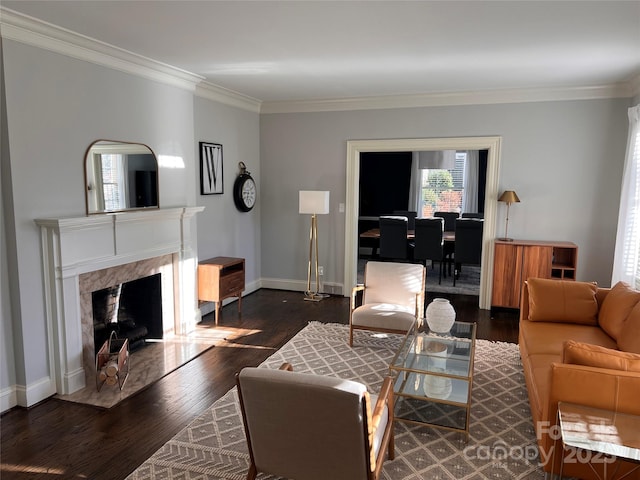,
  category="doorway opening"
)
[345,137,502,310]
